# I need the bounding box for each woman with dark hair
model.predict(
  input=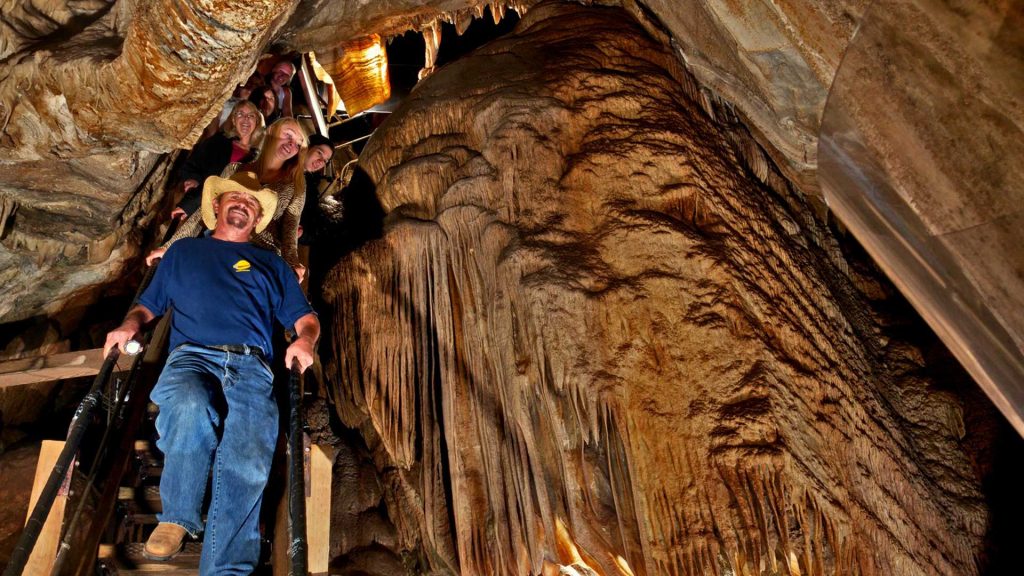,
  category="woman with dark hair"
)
[151,118,310,280]
[250,85,279,124]
[173,101,265,218]
[298,134,336,246]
